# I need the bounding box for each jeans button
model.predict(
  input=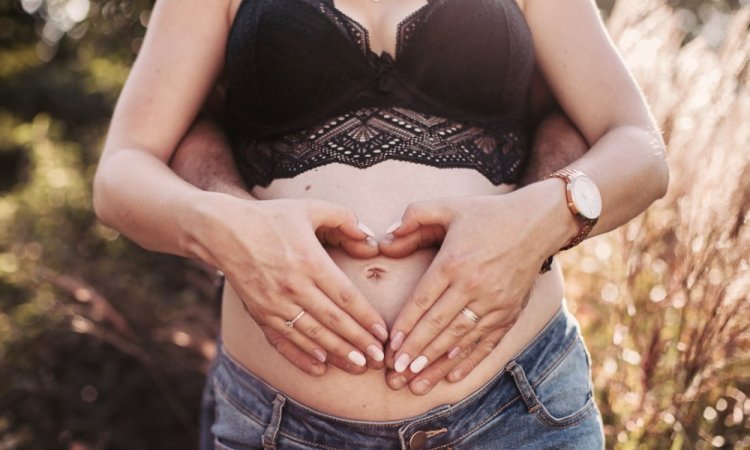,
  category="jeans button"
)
[409,431,427,449]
